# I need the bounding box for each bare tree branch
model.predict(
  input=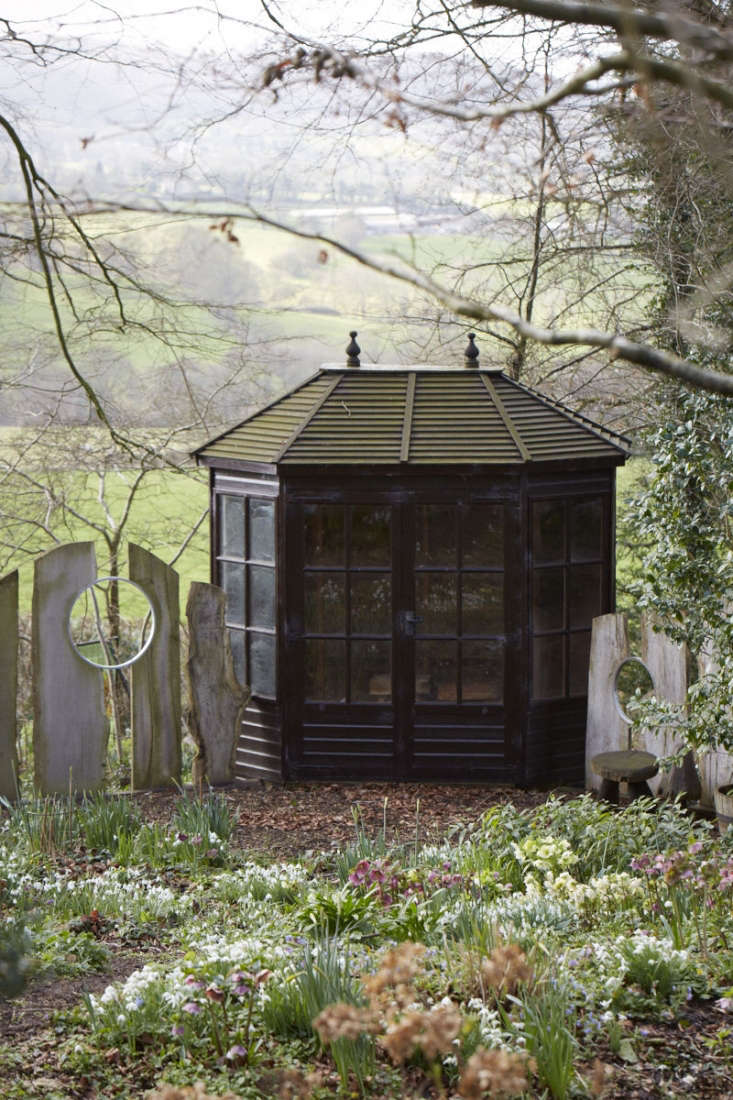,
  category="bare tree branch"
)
[470,0,733,59]
[238,208,733,396]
